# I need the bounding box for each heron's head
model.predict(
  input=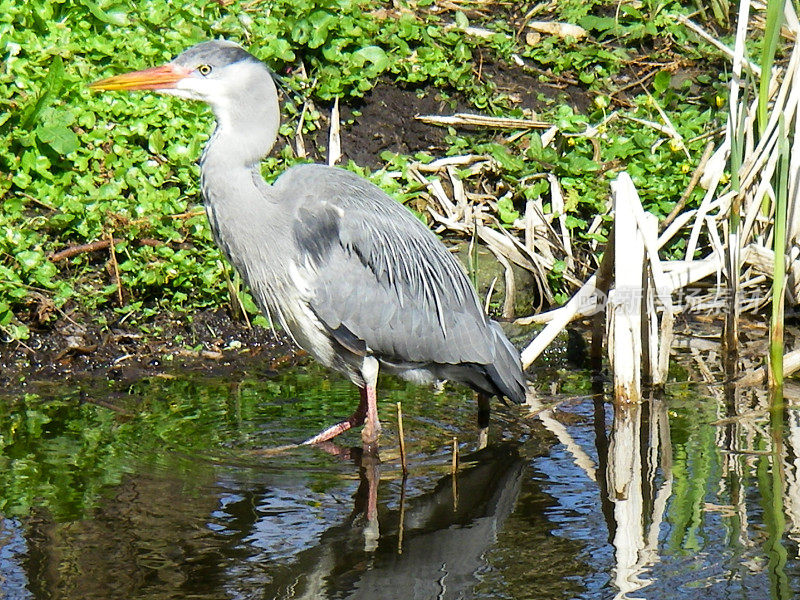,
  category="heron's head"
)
[91,40,281,164]
[90,40,271,112]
